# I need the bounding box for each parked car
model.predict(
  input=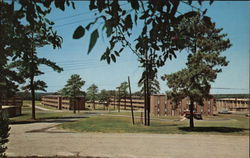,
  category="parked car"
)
[218,110,232,114]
